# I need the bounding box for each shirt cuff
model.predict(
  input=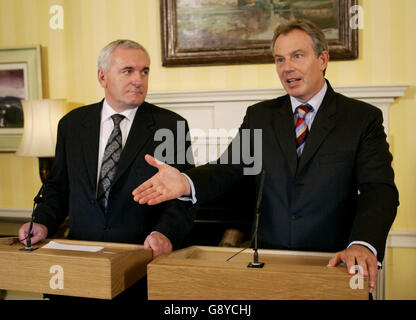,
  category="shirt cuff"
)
[177,173,197,204]
[348,241,382,267]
